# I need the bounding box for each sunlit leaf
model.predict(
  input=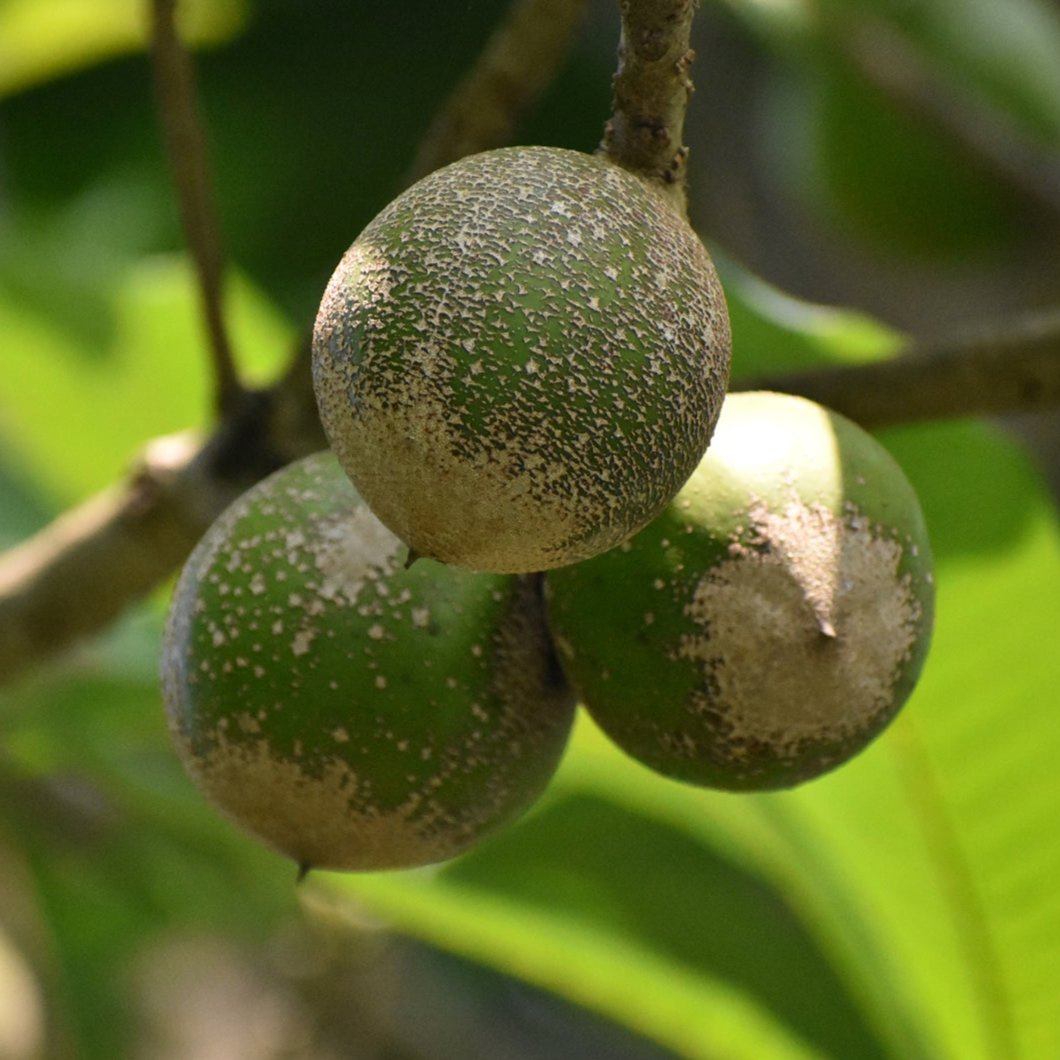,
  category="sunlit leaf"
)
[0,0,248,97]
[322,811,834,1060]
[722,262,901,378]
[0,255,293,505]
